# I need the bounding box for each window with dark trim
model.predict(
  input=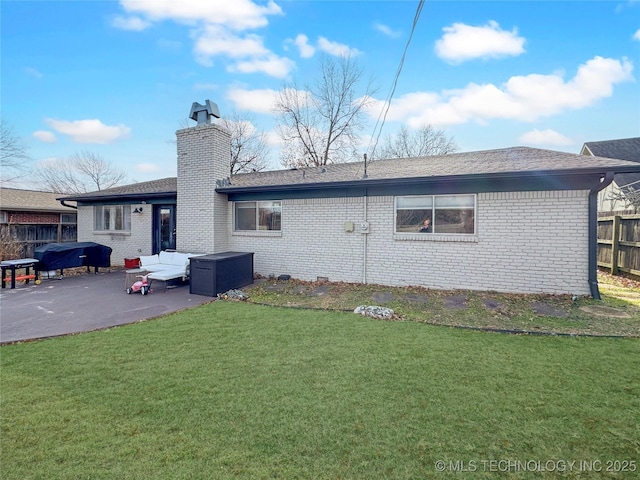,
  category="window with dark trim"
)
[61,213,77,224]
[395,195,476,234]
[234,201,281,231]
